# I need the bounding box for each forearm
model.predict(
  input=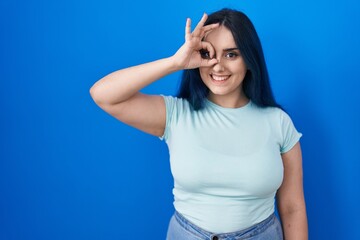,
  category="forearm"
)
[279,208,308,240]
[90,56,180,105]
